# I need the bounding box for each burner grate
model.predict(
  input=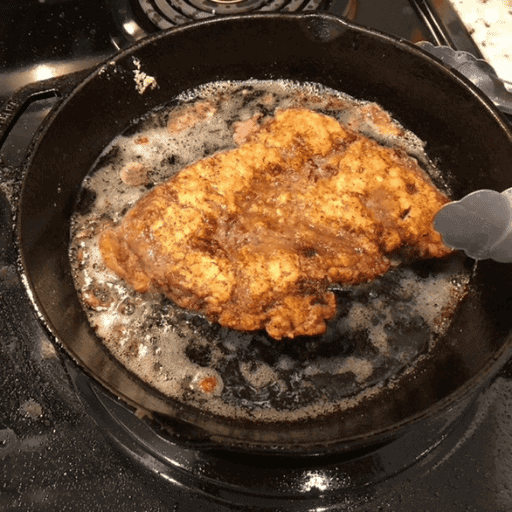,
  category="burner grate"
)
[138,0,354,29]
[108,0,355,44]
